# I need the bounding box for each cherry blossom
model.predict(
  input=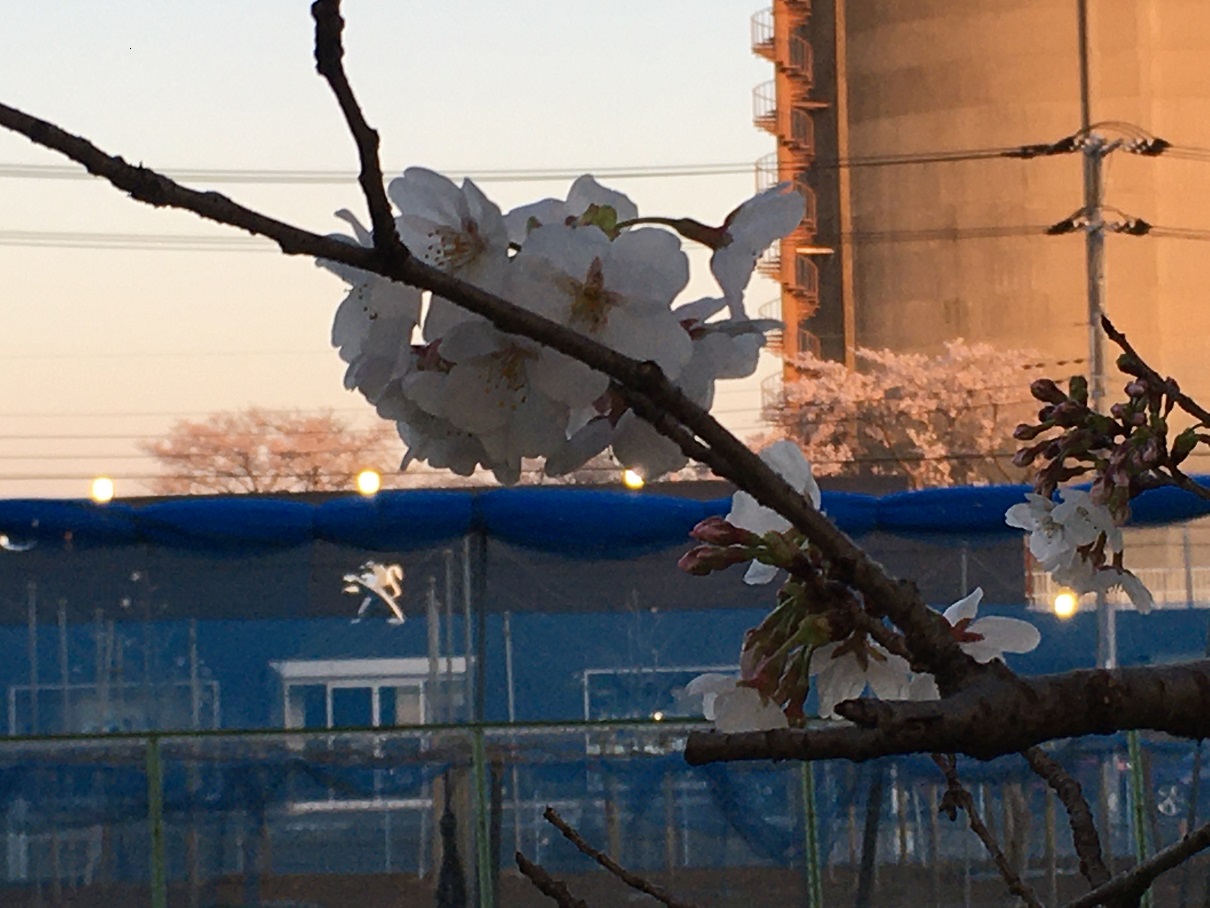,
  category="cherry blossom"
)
[503,174,639,244]
[1005,489,1121,572]
[710,183,806,318]
[727,441,820,584]
[810,639,911,720]
[509,223,692,405]
[318,211,422,403]
[683,673,789,733]
[387,167,510,340]
[940,587,1041,663]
